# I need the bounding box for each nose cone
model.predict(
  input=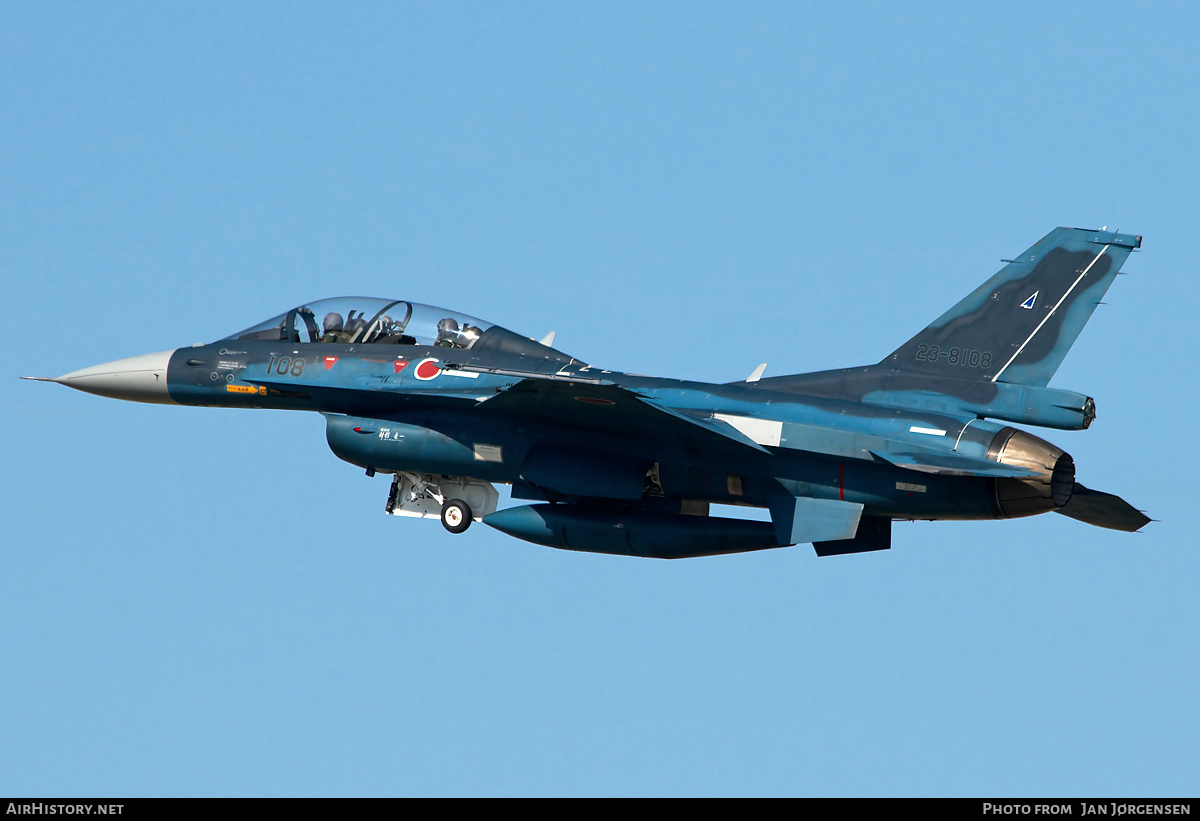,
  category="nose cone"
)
[33,349,178,404]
